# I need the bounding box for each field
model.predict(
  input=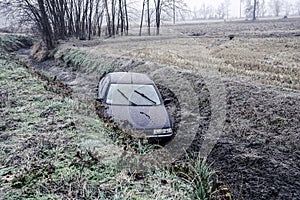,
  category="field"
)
[1,17,300,199]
